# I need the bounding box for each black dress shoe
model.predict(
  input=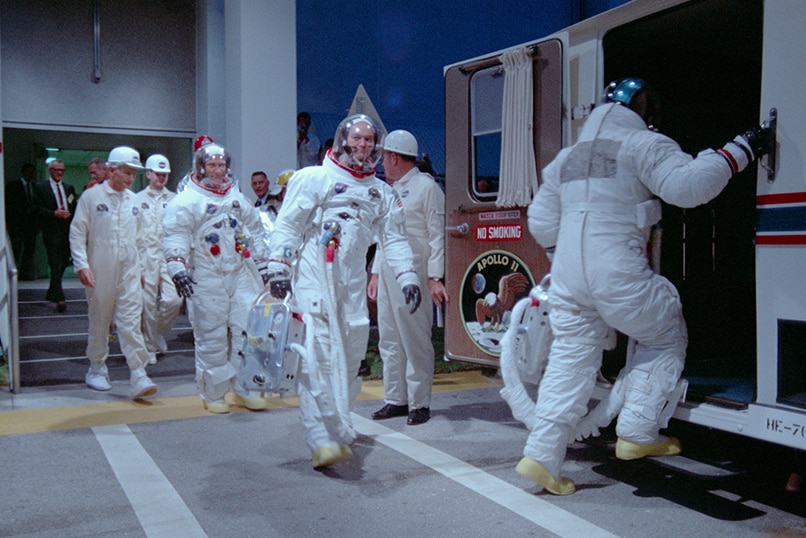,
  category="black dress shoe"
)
[407,407,430,425]
[56,301,67,313]
[372,403,409,420]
